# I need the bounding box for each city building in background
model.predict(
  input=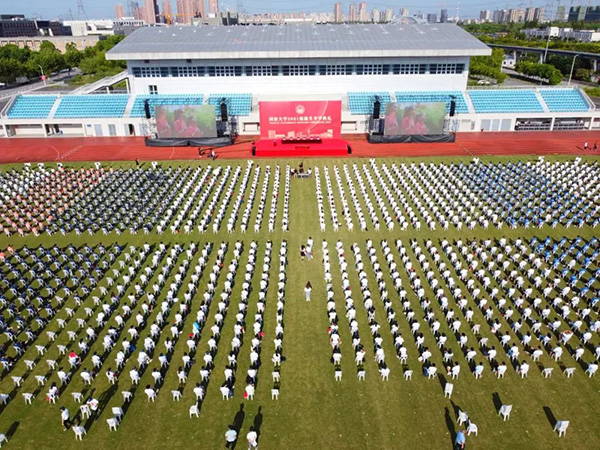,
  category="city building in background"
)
[523,26,600,42]
[162,0,173,23]
[334,2,342,23]
[441,9,448,23]
[116,4,125,19]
